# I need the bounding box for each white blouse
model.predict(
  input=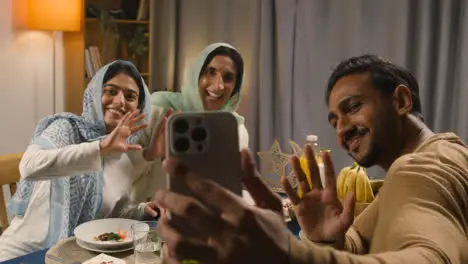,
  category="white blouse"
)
[0,106,250,261]
[0,139,158,260]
